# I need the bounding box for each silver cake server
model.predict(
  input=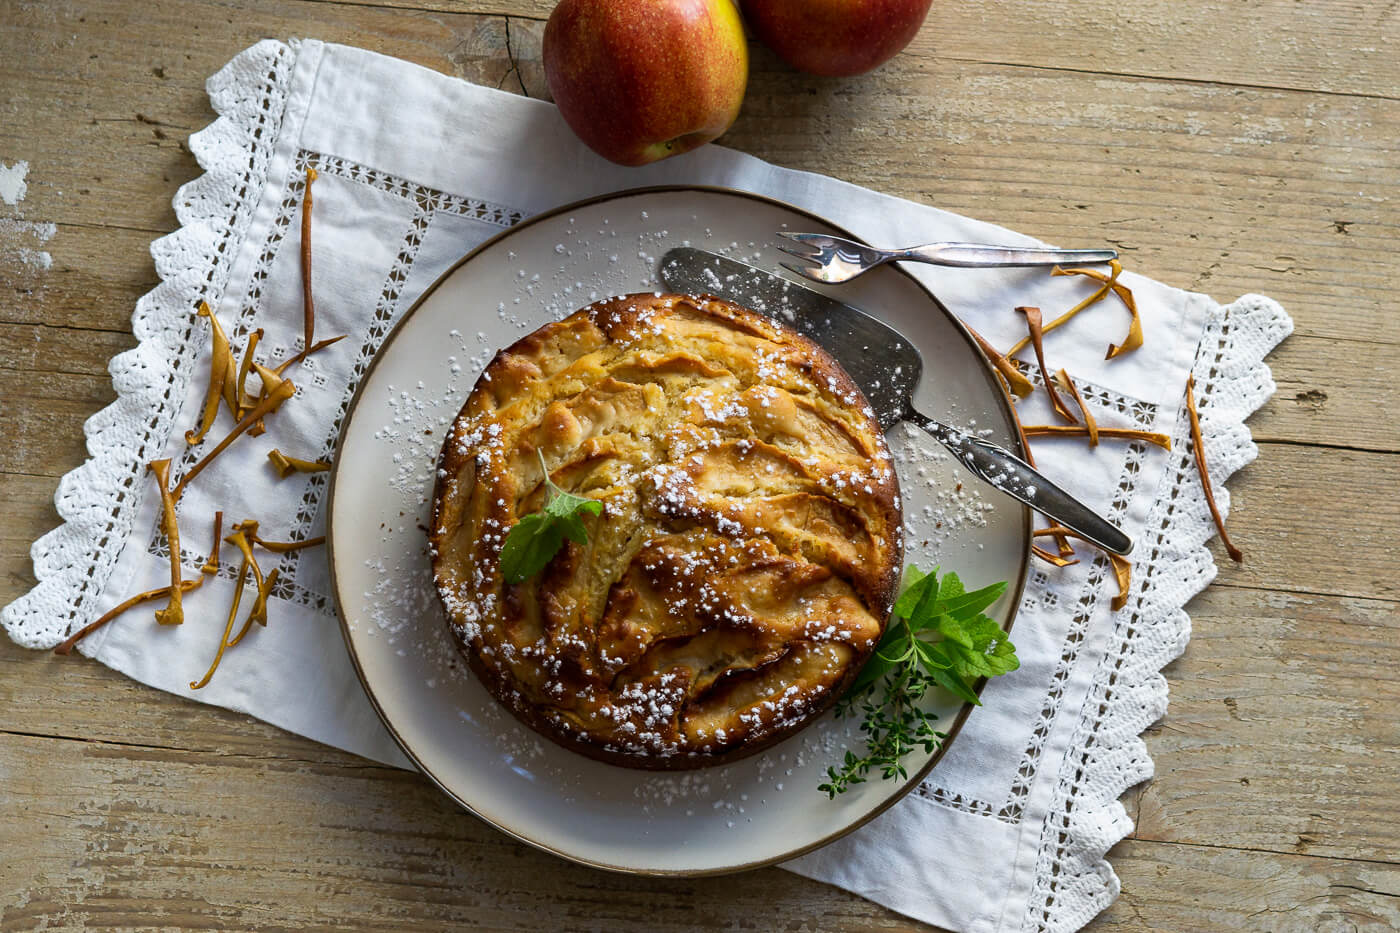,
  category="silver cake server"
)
[658,247,1132,556]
